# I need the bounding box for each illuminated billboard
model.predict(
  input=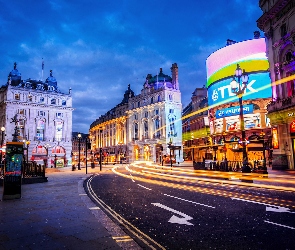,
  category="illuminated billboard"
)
[206,38,271,107]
